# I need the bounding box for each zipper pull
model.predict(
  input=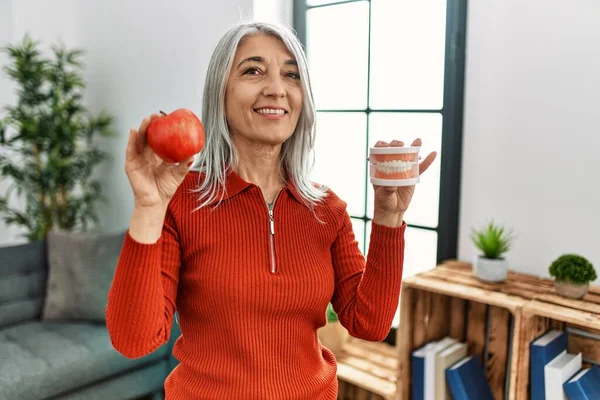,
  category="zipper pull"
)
[269,209,275,234]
